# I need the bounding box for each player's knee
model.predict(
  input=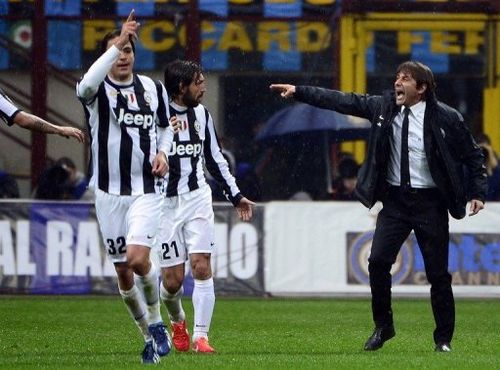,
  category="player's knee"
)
[162,275,183,294]
[191,264,211,280]
[126,244,151,272]
[113,263,134,290]
[127,255,149,275]
[190,253,212,279]
[161,270,183,293]
[165,282,182,295]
